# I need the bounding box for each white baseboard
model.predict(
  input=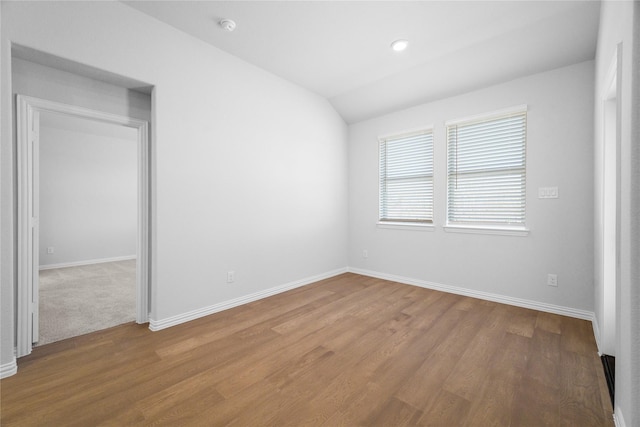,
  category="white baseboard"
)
[149,267,348,331]
[614,408,626,427]
[39,255,136,271]
[348,267,595,321]
[592,315,602,354]
[0,356,18,379]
